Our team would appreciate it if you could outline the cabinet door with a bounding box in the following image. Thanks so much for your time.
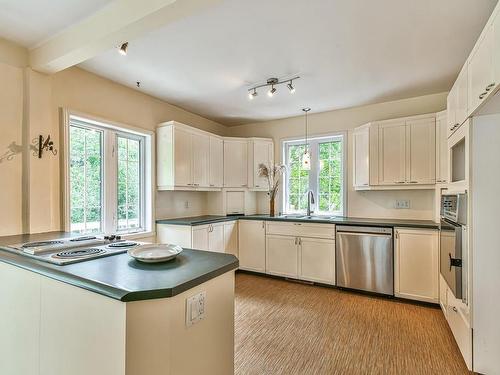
[468,27,494,113]
[192,226,209,251]
[209,136,223,188]
[238,220,266,272]
[456,65,469,127]
[223,221,238,256]
[395,228,439,303]
[407,118,436,184]
[192,133,209,188]
[252,141,273,189]
[446,85,457,134]
[224,140,248,187]
[208,223,224,253]
[266,235,298,278]
[173,127,192,186]
[378,120,406,185]
[435,111,449,183]
[299,237,335,285]
[353,127,369,188]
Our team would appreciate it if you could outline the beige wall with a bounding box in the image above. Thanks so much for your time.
[228,93,448,220]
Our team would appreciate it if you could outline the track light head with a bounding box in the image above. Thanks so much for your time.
[287,81,295,94]
[119,42,128,56]
[268,86,276,97]
[248,88,258,100]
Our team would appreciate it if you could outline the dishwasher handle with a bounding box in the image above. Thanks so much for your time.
[336,225,393,235]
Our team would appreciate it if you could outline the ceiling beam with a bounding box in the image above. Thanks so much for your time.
[29,0,222,74]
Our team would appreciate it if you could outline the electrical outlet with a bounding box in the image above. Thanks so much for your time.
[186,291,206,327]
[184,200,190,209]
[395,200,410,209]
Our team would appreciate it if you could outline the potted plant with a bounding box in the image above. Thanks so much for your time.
[257,163,286,217]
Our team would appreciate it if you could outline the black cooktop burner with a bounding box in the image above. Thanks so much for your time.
[53,248,105,259]
[107,241,138,248]
[22,240,64,248]
[70,236,97,242]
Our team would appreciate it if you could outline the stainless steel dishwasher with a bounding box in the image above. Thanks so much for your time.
[336,226,394,295]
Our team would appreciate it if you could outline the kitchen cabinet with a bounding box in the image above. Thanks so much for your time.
[223,221,238,256]
[435,111,449,184]
[238,220,266,272]
[247,138,274,190]
[468,26,495,114]
[265,221,335,285]
[157,220,237,254]
[447,65,469,137]
[223,138,248,188]
[378,119,407,185]
[299,237,335,284]
[406,117,436,185]
[266,235,298,278]
[157,121,223,190]
[394,228,439,303]
[209,136,223,188]
[352,125,370,188]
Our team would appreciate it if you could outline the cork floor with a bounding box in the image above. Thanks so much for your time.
[234,273,469,375]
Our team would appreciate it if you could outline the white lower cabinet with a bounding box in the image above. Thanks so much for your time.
[264,222,336,285]
[394,228,439,303]
[157,221,237,254]
[299,237,335,284]
[238,220,266,272]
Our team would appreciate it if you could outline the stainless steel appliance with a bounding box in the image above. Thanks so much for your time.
[1,235,145,265]
[336,226,393,295]
[440,192,467,303]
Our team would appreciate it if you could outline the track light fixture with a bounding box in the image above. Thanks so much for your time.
[118,42,128,56]
[247,76,300,100]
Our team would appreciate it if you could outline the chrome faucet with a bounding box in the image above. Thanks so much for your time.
[306,190,315,216]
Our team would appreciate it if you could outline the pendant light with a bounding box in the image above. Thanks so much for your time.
[302,108,311,170]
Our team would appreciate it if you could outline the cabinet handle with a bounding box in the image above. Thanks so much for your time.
[295,237,297,245]
[298,238,302,245]
[394,181,405,184]
[255,185,260,187]
[241,184,247,187]
[485,83,496,91]
[409,181,418,184]
[262,221,265,229]
[209,184,215,187]
[479,92,488,100]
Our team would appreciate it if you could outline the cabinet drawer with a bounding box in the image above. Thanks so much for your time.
[446,296,472,370]
[266,221,335,239]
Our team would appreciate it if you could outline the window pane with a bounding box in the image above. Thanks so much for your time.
[318,140,343,214]
[117,136,142,232]
[286,144,309,212]
[69,125,103,233]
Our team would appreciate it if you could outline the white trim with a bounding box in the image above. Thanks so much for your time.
[281,131,347,216]
[61,108,153,235]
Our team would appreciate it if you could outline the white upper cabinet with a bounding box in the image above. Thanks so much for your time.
[435,111,449,184]
[407,117,436,185]
[157,121,224,191]
[378,119,407,185]
[353,114,436,190]
[468,26,495,113]
[209,136,223,188]
[447,65,469,137]
[192,132,210,188]
[223,138,248,188]
[248,139,274,190]
[352,125,370,188]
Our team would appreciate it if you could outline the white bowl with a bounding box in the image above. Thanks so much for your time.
[128,244,183,263]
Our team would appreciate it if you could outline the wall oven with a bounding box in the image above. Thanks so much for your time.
[440,192,467,303]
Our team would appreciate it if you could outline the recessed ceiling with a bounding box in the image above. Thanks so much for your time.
[0,0,113,48]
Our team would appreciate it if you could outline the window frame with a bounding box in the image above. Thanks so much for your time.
[281,132,347,216]
[62,109,153,236]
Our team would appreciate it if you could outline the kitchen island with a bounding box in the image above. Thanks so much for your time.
[0,232,238,375]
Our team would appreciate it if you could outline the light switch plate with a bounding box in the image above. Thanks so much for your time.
[395,200,410,209]
[186,291,206,327]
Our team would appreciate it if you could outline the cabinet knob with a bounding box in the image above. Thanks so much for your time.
[452,306,458,313]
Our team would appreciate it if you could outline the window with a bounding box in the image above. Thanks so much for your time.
[66,114,151,234]
[283,134,345,216]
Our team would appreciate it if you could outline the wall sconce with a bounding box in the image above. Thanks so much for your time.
[33,135,57,158]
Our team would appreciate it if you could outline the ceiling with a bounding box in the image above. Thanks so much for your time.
[0,0,497,125]
[0,0,112,48]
